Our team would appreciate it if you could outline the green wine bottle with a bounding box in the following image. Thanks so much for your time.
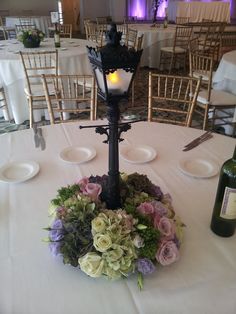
[210,145,236,237]
[54,23,61,48]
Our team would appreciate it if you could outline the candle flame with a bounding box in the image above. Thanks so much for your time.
[107,72,120,84]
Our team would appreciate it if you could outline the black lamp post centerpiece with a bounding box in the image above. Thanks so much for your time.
[45,27,184,284]
[81,23,142,210]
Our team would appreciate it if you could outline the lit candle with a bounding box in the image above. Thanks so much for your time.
[107,72,120,84]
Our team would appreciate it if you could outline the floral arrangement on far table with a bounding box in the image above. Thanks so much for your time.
[44,173,184,289]
[17,28,45,48]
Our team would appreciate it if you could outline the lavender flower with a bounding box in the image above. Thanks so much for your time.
[49,241,61,257]
[149,184,163,199]
[49,219,64,241]
[136,258,156,275]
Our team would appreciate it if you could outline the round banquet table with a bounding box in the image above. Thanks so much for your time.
[128,24,176,68]
[0,121,236,314]
[212,50,236,133]
[0,38,95,124]
[213,50,236,96]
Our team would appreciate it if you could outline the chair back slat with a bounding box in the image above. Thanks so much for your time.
[148,72,201,127]
[42,74,97,123]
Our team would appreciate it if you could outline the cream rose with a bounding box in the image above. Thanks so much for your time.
[92,217,106,234]
[94,234,112,252]
[78,252,104,278]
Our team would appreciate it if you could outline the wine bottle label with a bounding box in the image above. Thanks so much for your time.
[220,187,236,220]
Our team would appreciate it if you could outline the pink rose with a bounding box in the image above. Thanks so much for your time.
[156,217,175,238]
[156,240,179,266]
[78,177,89,192]
[137,202,154,216]
[83,183,102,201]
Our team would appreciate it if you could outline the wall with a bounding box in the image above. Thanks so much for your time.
[0,0,57,16]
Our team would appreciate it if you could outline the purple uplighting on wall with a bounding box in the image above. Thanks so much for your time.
[128,0,232,19]
[129,0,146,18]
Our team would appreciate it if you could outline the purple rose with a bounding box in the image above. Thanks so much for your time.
[156,240,180,266]
[49,241,61,257]
[137,202,154,216]
[136,258,156,275]
[78,177,89,192]
[152,201,168,217]
[83,183,102,201]
[156,217,175,238]
[49,219,64,241]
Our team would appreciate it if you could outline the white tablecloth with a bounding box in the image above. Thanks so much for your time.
[129,24,176,68]
[213,50,236,126]
[0,121,236,314]
[213,50,236,95]
[5,16,52,37]
[169,1,230,23]
[0,38,94,124]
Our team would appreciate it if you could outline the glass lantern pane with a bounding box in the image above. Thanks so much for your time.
[95,68,106,94]
[106,69,133,95]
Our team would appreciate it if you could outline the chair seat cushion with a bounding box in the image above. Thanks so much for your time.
[193,70,216,81]
[161,46,186,53]
[197,89,236,106]
[24,83,55,97]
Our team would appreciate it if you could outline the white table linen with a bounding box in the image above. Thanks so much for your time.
[213,50,236,129]
[213,50,236,95]
[0,121,236,314]
[129,24,176,68]
[0,38,94,124]
[174,1,230,23]
[5,16,52,37]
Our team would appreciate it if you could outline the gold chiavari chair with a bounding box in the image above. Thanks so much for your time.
[42,74,97,124]
[19,17,33,25]
[219,31,236,57]
[19,50,58,128]
[189,51,236,131]
[0,16,16,39]
[126,28,138,49]
[131,34,144,106]
[124,16,138,24]
[197,22,226,63]
[0,86,10,121]
[59,24,72,38]
[117,24,128,45]
[85,21,105,48]
[15,24,36,34]
[148,73,201,127]
[176,17,190,25]
[159,26,193,73]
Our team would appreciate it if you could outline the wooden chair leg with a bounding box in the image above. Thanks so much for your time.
[169,54,174,74]
[203,104,209,130]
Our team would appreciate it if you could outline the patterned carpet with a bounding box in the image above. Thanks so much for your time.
[0,67,233,137]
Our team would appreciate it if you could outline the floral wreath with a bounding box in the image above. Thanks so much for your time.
[44,173,184,289]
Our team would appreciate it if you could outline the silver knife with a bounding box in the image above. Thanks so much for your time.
[184,131,212,149]
[183,133,213,151]
[37,128,46,151]
[33,124,40,148]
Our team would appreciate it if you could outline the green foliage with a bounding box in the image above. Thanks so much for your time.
[52,184,81,206]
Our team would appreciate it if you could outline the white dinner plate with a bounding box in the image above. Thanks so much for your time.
[0,161,40,183]
[178,158,219,178]
[120,145,157,164]
[59,146,96,164]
